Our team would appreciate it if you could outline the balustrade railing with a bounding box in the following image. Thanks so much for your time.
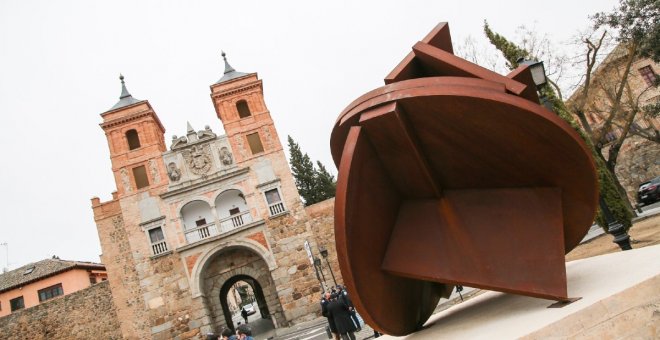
[184,211,257,244]
[151,240,169,255]
[219,211,253,233]
[184,223,220,244]
[268,202,286,216]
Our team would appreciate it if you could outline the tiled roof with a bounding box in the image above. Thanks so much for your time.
[0,258,105,293]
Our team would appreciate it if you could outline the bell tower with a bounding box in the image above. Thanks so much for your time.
[100,75,168,197]
[209,52,302,216]
[209,52,284,166]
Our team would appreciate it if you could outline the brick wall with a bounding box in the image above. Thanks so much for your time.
[0,281,121,340]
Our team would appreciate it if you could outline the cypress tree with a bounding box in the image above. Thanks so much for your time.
[288,135,318,205]
[287,136,337,206]
[315,161,337,202]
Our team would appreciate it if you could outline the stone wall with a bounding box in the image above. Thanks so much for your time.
[0,281,121,340]
[264,202,324,325]
[613,136,660,204]
[306,198,344,287]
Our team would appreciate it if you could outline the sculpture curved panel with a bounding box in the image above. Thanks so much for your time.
[330,23,598,336]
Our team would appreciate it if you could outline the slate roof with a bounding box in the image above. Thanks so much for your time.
[215,51,249,84]
[107,74,144,112]
[0,258,105,293]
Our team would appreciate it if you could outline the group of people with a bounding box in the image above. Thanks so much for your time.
[206,324,253,340]
[321,285,382,340]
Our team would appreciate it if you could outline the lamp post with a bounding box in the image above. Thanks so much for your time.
[599,196,632,250]
[314,257,327,291]
[518,57,632,251]
[319,245,337,287]
[517,58,553,111]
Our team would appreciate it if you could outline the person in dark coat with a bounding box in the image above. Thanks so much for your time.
[326,293,357,340]
[337,285,361,331]
[241,307,249,324]
[321,292,340,340]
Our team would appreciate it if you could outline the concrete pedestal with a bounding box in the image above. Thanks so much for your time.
[386,244,660,339]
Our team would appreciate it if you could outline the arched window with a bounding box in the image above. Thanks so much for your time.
[126,129,141,150]
[236,100,251,118]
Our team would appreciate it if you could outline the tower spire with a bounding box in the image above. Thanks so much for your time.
[119,74,132,99]
[107,74,142,111]
[215,51,248,84]
[221,51,236,74]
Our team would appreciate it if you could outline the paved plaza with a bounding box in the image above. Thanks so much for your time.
[249,206,660,340]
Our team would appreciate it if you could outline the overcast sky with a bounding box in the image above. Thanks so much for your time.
[0,0,619,269]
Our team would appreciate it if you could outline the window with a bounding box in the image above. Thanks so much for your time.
[639,65,658,87]
[148,227,168,255]
[38,283,63,302]
[246,133,264,155]
[236,100,251,118]
[133,165,150,189]
[90,276,97,285]
[195,218,207,227]
[265,188,285,216]
[23,266,35,275]
[126,129,141,150]
[10,296,24,312]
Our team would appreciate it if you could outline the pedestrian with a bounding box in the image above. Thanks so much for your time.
[241,306,249,324]
[321,292,340,340]
[337,285,361,332]
[221,327,237,340]
[236,324,254,340]
[326,293,357,340]
[206,332,219,340]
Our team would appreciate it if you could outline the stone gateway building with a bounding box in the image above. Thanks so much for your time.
[91,54,340,339]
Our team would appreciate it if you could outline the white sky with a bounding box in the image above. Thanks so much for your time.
[0,0,619,269]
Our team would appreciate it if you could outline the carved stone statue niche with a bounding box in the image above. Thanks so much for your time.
[219,147,233,166]
[167,162,181,182]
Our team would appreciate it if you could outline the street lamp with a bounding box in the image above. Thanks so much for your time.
[313,257,327,291]
[319,245,337,287]
[517,58,547,88]
[599,197,632,250]
[521,56,632,251]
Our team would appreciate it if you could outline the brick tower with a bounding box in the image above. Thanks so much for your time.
[209,52,301,217]
[92,75,170,339]
[100,75,168,197]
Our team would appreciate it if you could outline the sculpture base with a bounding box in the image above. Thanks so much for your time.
[382,244,660,339]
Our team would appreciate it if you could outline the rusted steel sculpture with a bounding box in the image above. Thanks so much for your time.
[330,23,598,336]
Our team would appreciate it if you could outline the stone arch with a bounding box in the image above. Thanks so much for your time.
[196,244,284,333]
[190,238,277,298]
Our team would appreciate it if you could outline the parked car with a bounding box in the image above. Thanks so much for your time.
[242,303,256,316]
[637,176,660,205]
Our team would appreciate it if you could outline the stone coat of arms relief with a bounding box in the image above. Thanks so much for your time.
[183,144,213,176]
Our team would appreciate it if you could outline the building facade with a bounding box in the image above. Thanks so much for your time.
[0,257,107,318]
[91,55,340,339]
[567,46,660,203]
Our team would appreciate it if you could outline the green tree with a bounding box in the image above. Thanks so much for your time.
[287,136,337,206]
[288,135,318,205]
[483,21,633,230]
[315,161,337,202]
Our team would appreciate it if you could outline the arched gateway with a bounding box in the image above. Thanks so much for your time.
[199,245,284,333]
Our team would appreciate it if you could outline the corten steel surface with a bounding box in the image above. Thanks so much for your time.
[331,23,598,336]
